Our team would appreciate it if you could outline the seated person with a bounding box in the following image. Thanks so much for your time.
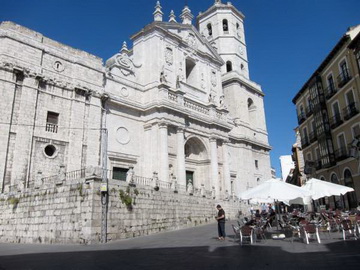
[254,209,261,218]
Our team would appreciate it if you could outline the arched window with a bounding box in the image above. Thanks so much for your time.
[247,98,254,109]
[223,19,228,32]
[330,173,339,184]
[344,169,357,209]
[344,169,354,187]
[226,61,232,72]
[207,23,212,36]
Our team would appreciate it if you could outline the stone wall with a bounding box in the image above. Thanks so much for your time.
[0,176,243,244]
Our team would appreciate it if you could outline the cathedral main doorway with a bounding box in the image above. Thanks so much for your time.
[184,137,210,190]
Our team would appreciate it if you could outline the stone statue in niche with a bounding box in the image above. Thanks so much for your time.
[208,92,216,104]
[160,66,168,83]
[126,166,134,184]
[165,47,173,66]
[187,180,194,195]
[218,95,228,110]
[178,61,185,82]
[211,70,217,87]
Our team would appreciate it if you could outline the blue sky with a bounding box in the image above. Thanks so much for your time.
[2,0,360,177]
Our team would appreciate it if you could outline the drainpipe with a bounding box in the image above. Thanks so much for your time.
[100,93,109,243]
[2,71,23,193]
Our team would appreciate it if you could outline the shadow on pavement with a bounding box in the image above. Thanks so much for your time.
[0,240,359,270]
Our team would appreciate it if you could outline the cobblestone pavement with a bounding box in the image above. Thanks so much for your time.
[0,222,359,269]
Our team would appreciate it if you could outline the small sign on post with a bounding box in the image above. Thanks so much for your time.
[100,183,108,193]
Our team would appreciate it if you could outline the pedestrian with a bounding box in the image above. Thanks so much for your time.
[215,204,226,240]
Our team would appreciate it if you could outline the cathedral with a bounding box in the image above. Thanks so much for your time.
[0,1,272,243]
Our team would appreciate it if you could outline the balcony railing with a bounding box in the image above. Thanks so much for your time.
[46,123,58,133]
[297,112,306,124]
[337,69,351,88]
[309,131,317,143]
[305,106,313,117]
[329,113,343,129]
[315,160,322,171]
[324,84,337,99]
[334,146,349,161]
[343,102,359,120]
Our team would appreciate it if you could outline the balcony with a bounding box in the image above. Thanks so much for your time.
[329,113,343,129]
[309,131,317,143]
[297,112,306,124]
[324,84,337,99]
[315,160,322,171]
[305,106,313,117]
[46,123,58,133]
[334,146,349,161]
[343,102,359,120]
[321,154,336,168]
[337,69,351,88]
[301,137,310,149]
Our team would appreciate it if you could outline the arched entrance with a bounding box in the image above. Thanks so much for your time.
[184,137,210,191]
[344,169,357,209]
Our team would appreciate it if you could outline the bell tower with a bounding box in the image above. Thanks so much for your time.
[196,0,249,79]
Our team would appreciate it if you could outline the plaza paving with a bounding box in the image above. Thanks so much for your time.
[0,222,359,269]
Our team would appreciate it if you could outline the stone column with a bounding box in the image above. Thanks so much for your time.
[222,141,231,199]
[176,127,186,186]
[210,137,219,199]
[159,122,169,182]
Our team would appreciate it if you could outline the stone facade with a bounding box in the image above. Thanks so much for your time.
[0,173,244,244]
[0,1,272,244]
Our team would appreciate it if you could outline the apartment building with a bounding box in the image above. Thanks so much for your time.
[292,25,360,209]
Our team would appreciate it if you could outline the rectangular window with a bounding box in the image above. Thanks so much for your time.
[327,75,335,90]
[346,90,355,105]
[255,160,258,169]
[46,111,59,133]
[352,124,360,139]
[340,61,348,76]
[112,167,128,181]
[337,133,346,149]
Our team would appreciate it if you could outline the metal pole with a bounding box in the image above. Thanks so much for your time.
[101,128,108,244]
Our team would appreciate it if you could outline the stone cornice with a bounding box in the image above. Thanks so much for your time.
[222,73,264,97]
[196,2,245,24]
[228,134,272,151]
[0,60,102,98]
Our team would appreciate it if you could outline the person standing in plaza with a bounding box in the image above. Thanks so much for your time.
[215,204,226,240]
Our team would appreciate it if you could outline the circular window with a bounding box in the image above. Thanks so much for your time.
[53,61,65,72]
[120,87,129,97]
[44,145,57,157]
[115,127,130,144]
